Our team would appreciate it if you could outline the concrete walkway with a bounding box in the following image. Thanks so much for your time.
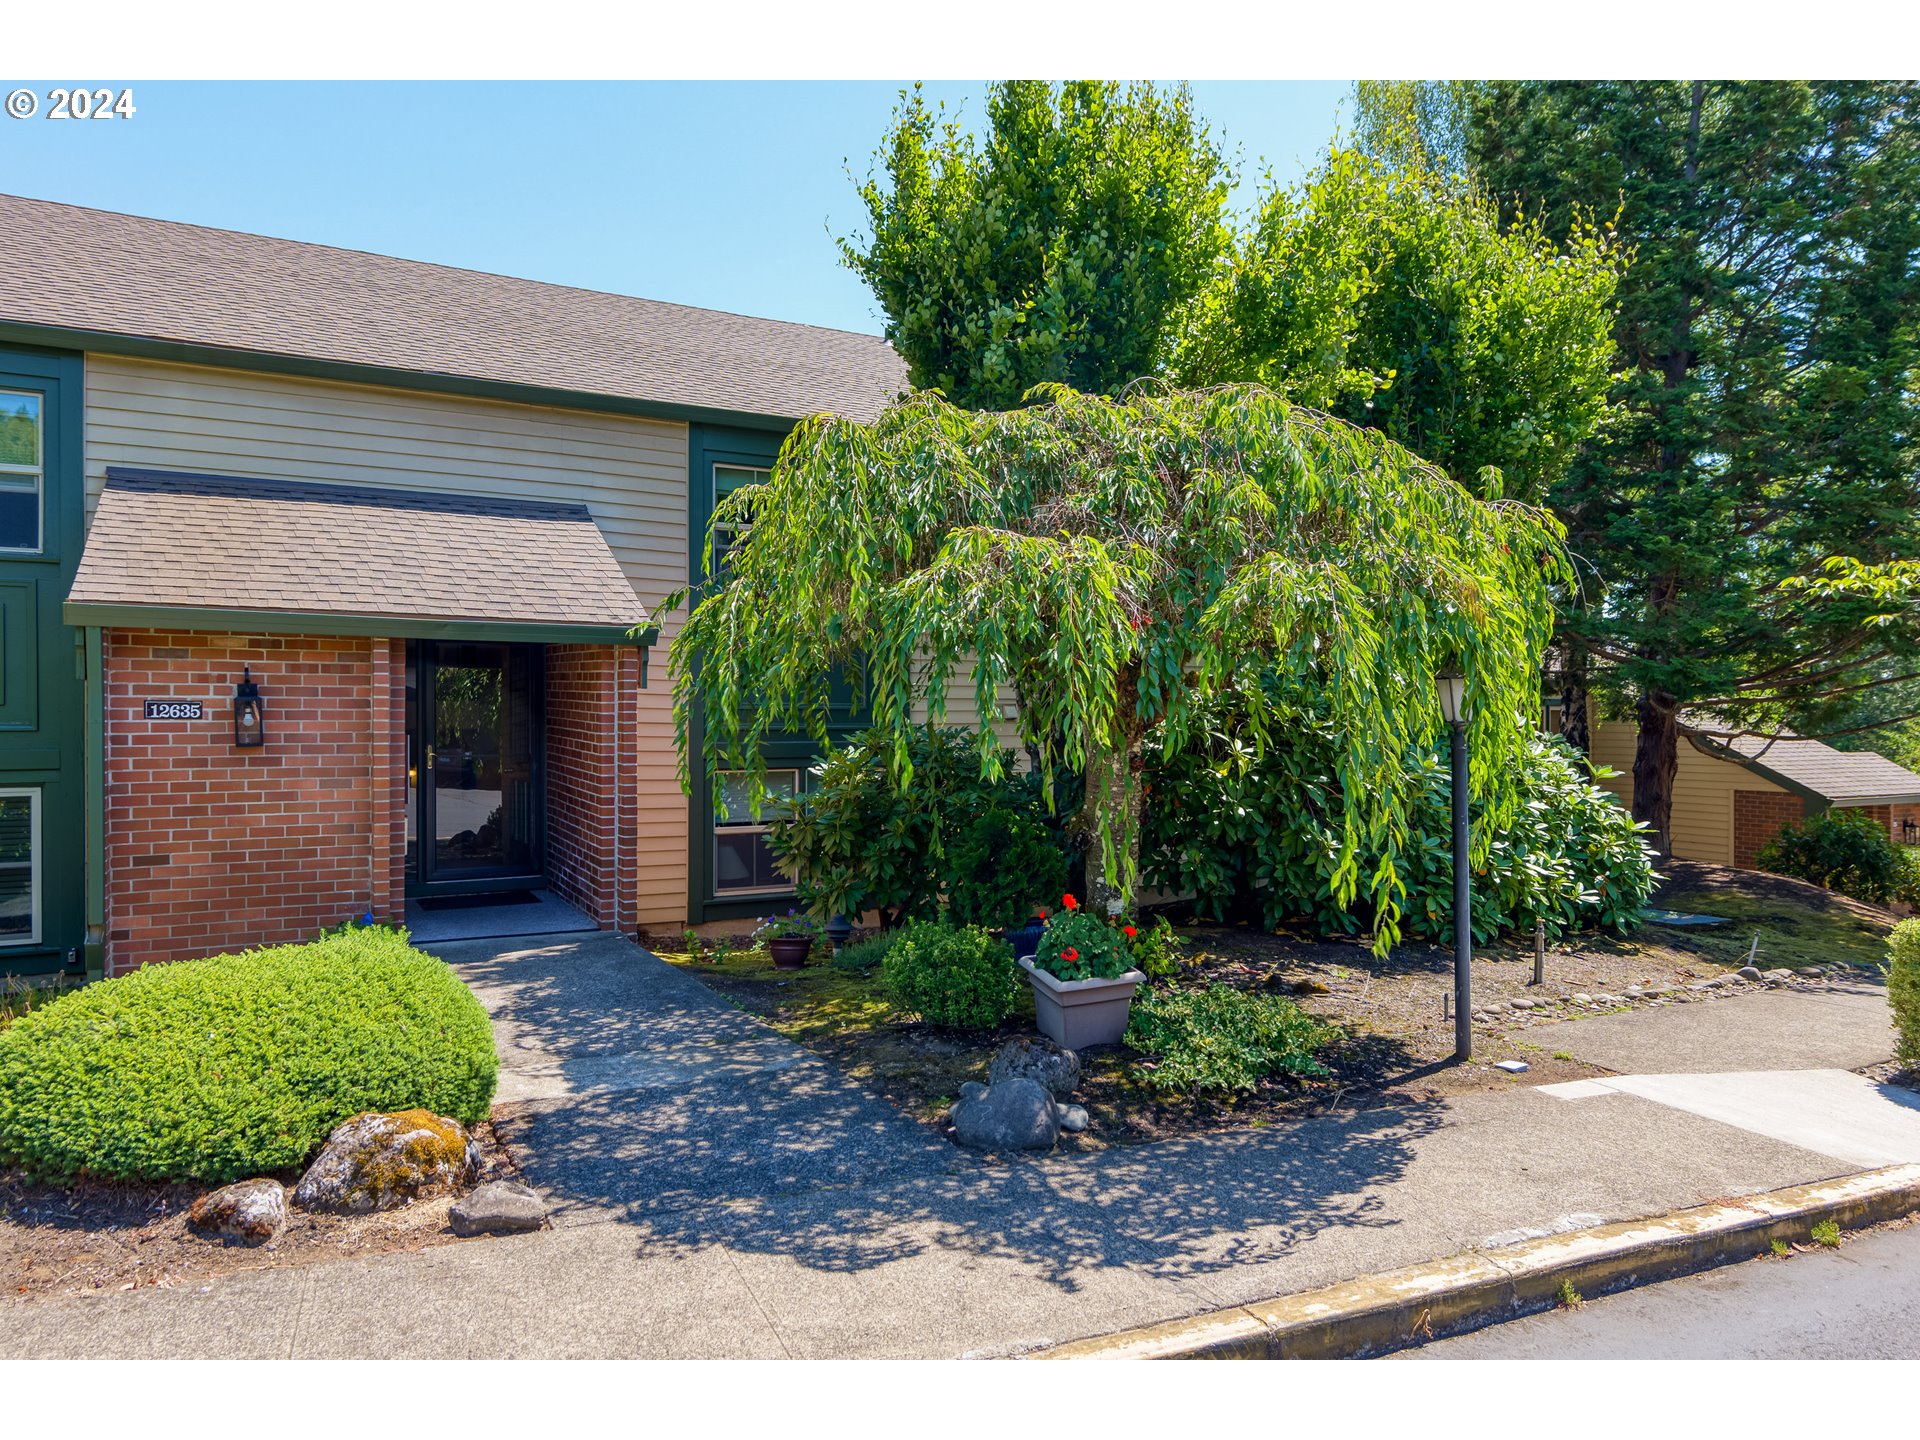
[1,933,1902,1359]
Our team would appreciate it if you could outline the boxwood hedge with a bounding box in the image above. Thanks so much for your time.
[0,926,497,1184]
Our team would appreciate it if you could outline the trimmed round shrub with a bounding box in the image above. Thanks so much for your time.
[1125,984,1339,1094]
[1757,809,1920,909]
[0,926,498,1184]
[1890,919,1920,1071]
[882,920,1018,1029]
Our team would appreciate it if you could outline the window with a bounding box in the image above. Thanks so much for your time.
[0,390,41,552]
[710,463,769,575]
[0,789,40,946]
[713,768,798,895]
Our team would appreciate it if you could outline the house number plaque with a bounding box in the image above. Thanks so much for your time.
[143,699,204,720]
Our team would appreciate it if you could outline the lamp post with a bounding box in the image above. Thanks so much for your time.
[1437,667,1472,1061]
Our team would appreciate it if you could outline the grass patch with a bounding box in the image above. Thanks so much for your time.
[1811,1218,1842,1248]
[1653,878,1893,971]
[1555,1278,1584,1308]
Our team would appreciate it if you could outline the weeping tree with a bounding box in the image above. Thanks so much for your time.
[664,383,1568,941]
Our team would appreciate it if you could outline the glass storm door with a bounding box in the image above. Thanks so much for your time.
[412,641,544,891]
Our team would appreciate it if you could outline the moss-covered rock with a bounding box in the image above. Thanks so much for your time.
[293,1110,478,1214]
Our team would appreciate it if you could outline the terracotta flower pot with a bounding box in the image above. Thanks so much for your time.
[1019,958,1146,1049]
[768,936,812,969]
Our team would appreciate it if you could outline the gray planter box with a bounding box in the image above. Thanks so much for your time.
[1020,958,1146,1049]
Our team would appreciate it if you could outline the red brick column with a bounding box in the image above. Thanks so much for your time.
[103,630,398,973]
[544,644,638,927]
[1734,789,1807,870]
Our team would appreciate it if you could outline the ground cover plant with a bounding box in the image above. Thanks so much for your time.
[1124,985,1338,1094]
[0,926,497,1184]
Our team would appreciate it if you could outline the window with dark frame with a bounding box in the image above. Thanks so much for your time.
[0,789,40,946]
[0,389,43,552]
[712,768,799,895]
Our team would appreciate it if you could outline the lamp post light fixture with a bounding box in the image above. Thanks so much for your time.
[233,666,265,748]
[1437,666,1472,1061]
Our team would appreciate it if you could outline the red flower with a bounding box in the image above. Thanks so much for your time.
[1123,925,1137,939]
[1036,908,1049,920]
[1062,893,1079,911]
[1062,946,1080,963]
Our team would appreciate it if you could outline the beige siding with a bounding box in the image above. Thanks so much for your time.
[1590,718,1788,866]
[82,355,693,925]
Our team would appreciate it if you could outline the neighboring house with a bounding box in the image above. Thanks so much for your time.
[0,193,924,977]
[1576,709,1920,868]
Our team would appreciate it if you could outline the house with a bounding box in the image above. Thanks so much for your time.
[1583,713,1920,868]
[0,193,919,977]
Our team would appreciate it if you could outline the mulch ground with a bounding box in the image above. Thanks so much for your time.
[660,862,1900,1153]
[0,1121,529,1301]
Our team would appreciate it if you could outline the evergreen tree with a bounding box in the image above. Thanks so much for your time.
[1445,82,1920,852]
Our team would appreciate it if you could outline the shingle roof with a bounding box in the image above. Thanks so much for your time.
[1683,720,1920,805]
[68,468,653,632]
[0,193,906,423]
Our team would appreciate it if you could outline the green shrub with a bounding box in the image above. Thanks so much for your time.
[1757,810,1920,909]
[832,930,898,973]
[768,726,1070,929]
[1125,915,1186,979]
[1032,904,1134,980]
[882,920,1018,1028]
[1890,919,1920,1071]
[0,926,498,1184]
[1144,695,1659,948]
[944,805,1070,930]
[1124,984,1339,1093]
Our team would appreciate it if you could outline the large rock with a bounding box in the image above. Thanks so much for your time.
[988,1036,1082,1099]
[948,1078,1059,1152]
[294,1110,479,1215]
[188,1178,287,1245]
[449,1180,547,1236]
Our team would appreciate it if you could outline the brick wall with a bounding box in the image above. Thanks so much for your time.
[103,629,400,973]
[1733,789,1807,870]
[544,644,639,928]
[1893,802,1920,846]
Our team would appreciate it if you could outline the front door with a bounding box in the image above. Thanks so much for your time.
[408,641,544,894]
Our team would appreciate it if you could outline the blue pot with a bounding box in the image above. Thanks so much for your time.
[1004,920,1046,961]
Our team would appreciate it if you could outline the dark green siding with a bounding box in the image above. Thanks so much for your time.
[0,347,85,973]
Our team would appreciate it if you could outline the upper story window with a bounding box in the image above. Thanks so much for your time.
[710,463,769,575]
[0,390,42,552]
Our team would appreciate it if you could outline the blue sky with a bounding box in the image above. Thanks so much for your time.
[0,81,1350,335]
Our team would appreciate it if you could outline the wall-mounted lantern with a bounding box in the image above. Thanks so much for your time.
[234,666,266,747]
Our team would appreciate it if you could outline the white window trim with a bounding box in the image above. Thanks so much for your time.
[0,387,43,556]
[0,787,41,948]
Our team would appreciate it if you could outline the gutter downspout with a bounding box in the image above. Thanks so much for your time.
[82,625,106,980]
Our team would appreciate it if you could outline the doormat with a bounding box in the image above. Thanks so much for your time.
[415,890,542,911]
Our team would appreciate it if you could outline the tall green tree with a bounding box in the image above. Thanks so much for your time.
[1179,146,1623,507]
[841,81,1231,410]
[664,384,1567,944]
[1431,82,1920,853]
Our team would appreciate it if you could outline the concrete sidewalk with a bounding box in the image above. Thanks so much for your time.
[0,933,1900,1359]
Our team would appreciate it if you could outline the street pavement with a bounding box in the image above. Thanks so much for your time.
[1393,1220,1920,1359]
[0,932,1904,1359]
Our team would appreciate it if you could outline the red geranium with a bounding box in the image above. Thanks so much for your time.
[1061,946,1079,963]
[1062,893,1079,912]
[1123,924,1137,939]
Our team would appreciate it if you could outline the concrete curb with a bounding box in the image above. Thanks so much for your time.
[1036,1163,1920,1360]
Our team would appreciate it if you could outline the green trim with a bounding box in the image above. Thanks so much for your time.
[0,320,803,434]
[62,601,651,647]
[82,624,103,980]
